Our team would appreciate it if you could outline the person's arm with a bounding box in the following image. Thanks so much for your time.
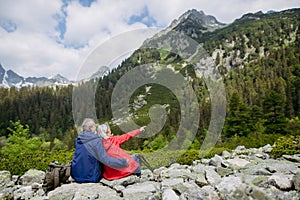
[91,138,127,169]
[110,129,141,145]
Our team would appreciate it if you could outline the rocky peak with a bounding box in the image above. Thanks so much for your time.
[50,74,70,84]
[147,9,225,43]
[170,9,224,29]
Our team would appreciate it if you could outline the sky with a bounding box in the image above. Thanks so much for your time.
[0,0,299,80]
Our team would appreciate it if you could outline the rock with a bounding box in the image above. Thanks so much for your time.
[140,169,154,181]
[204,166,222,186]
[162,178,184,190]
[48,182,121,200]
[160,167,196,180]
[191,164,208,186]
[208,155,223,167]
[262,144,273,153]
[1,145,300,199]
[0,171,11,191]
[282,154,300,163]
[216,167,234,177]
[100,175,140,187]
[162,188,179,200]
[201,185,221,200]
[245,185,272,200]
[226,157,251,169]
[253,168,272,176]
[268,174,293,191]
[293,171,300,191]
[216,176,243,193]
[221,150,231,159]
[234,145,249,155]
[13,185,34,200]
[0,188,14,200]
[122,181,160,200]
[254,153,269,160]
[265,166,277,173]
[19,169,45,186]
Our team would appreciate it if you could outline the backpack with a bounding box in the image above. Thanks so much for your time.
[42,162,71,192]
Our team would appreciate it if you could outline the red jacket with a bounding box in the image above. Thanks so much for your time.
[102,129,141,180]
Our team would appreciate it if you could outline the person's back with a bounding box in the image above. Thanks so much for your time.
[71,118,127,183]
[71,131,103,183]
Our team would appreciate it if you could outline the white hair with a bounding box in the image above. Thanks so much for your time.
[82,118,95,131]
[97,123,110,139]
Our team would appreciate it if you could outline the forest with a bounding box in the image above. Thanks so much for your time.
[0,8,299,175]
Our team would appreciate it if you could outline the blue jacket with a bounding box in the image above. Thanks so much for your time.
[71,131,127,183]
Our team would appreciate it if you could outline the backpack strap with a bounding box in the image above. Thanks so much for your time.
[53,167,60,188]
[65,163,71,178]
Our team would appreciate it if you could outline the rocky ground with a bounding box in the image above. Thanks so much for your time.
[0,144,300,200]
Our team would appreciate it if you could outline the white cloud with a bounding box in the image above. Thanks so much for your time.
[0,0,299,80]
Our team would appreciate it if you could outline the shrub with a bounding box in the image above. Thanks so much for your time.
[271,135,300,158]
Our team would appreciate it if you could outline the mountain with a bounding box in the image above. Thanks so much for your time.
[150,9,225,41]
[0,63,73,88]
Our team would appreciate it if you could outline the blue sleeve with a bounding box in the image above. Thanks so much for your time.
[91,138,127,169]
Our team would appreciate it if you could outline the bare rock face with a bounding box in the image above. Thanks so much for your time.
[1,144,300,200]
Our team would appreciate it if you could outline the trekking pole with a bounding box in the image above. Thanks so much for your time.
[138,154,154,172]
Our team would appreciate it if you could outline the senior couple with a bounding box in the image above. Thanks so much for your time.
[71,118,145,183]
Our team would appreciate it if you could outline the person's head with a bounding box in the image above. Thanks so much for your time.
[82,118,96,133]
[97,122,112,139]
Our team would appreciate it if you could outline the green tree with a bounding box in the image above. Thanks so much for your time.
[263,91,288,134]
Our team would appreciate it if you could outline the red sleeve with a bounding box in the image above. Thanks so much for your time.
[109,129,141,145]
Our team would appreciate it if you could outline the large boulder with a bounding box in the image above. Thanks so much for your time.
[19,169,45,186]
[48,182,121,200]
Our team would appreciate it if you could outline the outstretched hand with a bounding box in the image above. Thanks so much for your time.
[139,126,146,132]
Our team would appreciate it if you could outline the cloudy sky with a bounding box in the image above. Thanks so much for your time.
[0,0,299,80]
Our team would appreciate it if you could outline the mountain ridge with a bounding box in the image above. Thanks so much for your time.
[0,63,73,88]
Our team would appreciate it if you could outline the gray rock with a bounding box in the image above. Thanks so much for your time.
[221,150,231,159]
[282,154,300,163]
[48,182,121,200]
[292,171,300,191]
[234,145,249,155]
[253,168,272,176]
[122,181,160,200]
[262,144,273,153]
[0,188,14,200]
[245,185,272,200]
[208,155,223,167]
[141,169,154,181]
[19,169,45,186]
[201,185,220,200]
[268,174,293,191]
[190,164,208,186]
[100,175,140,187]
[216,167,234,177]
[160,168,196,180]
[216,176,243,193]
[13,185,34,200]
[162,188,179,200]
[226,157,250,169]
[161,178,184,189]
[0,171,11,191]
[204,166,221,186]
[172,180,200,195]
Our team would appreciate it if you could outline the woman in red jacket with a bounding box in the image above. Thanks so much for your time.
[97,123,146,180]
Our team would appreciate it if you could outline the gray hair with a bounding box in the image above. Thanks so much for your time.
[97,123,110,139]
[82,118,96,131]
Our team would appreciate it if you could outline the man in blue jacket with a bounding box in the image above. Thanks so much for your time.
[71,118,128,183]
